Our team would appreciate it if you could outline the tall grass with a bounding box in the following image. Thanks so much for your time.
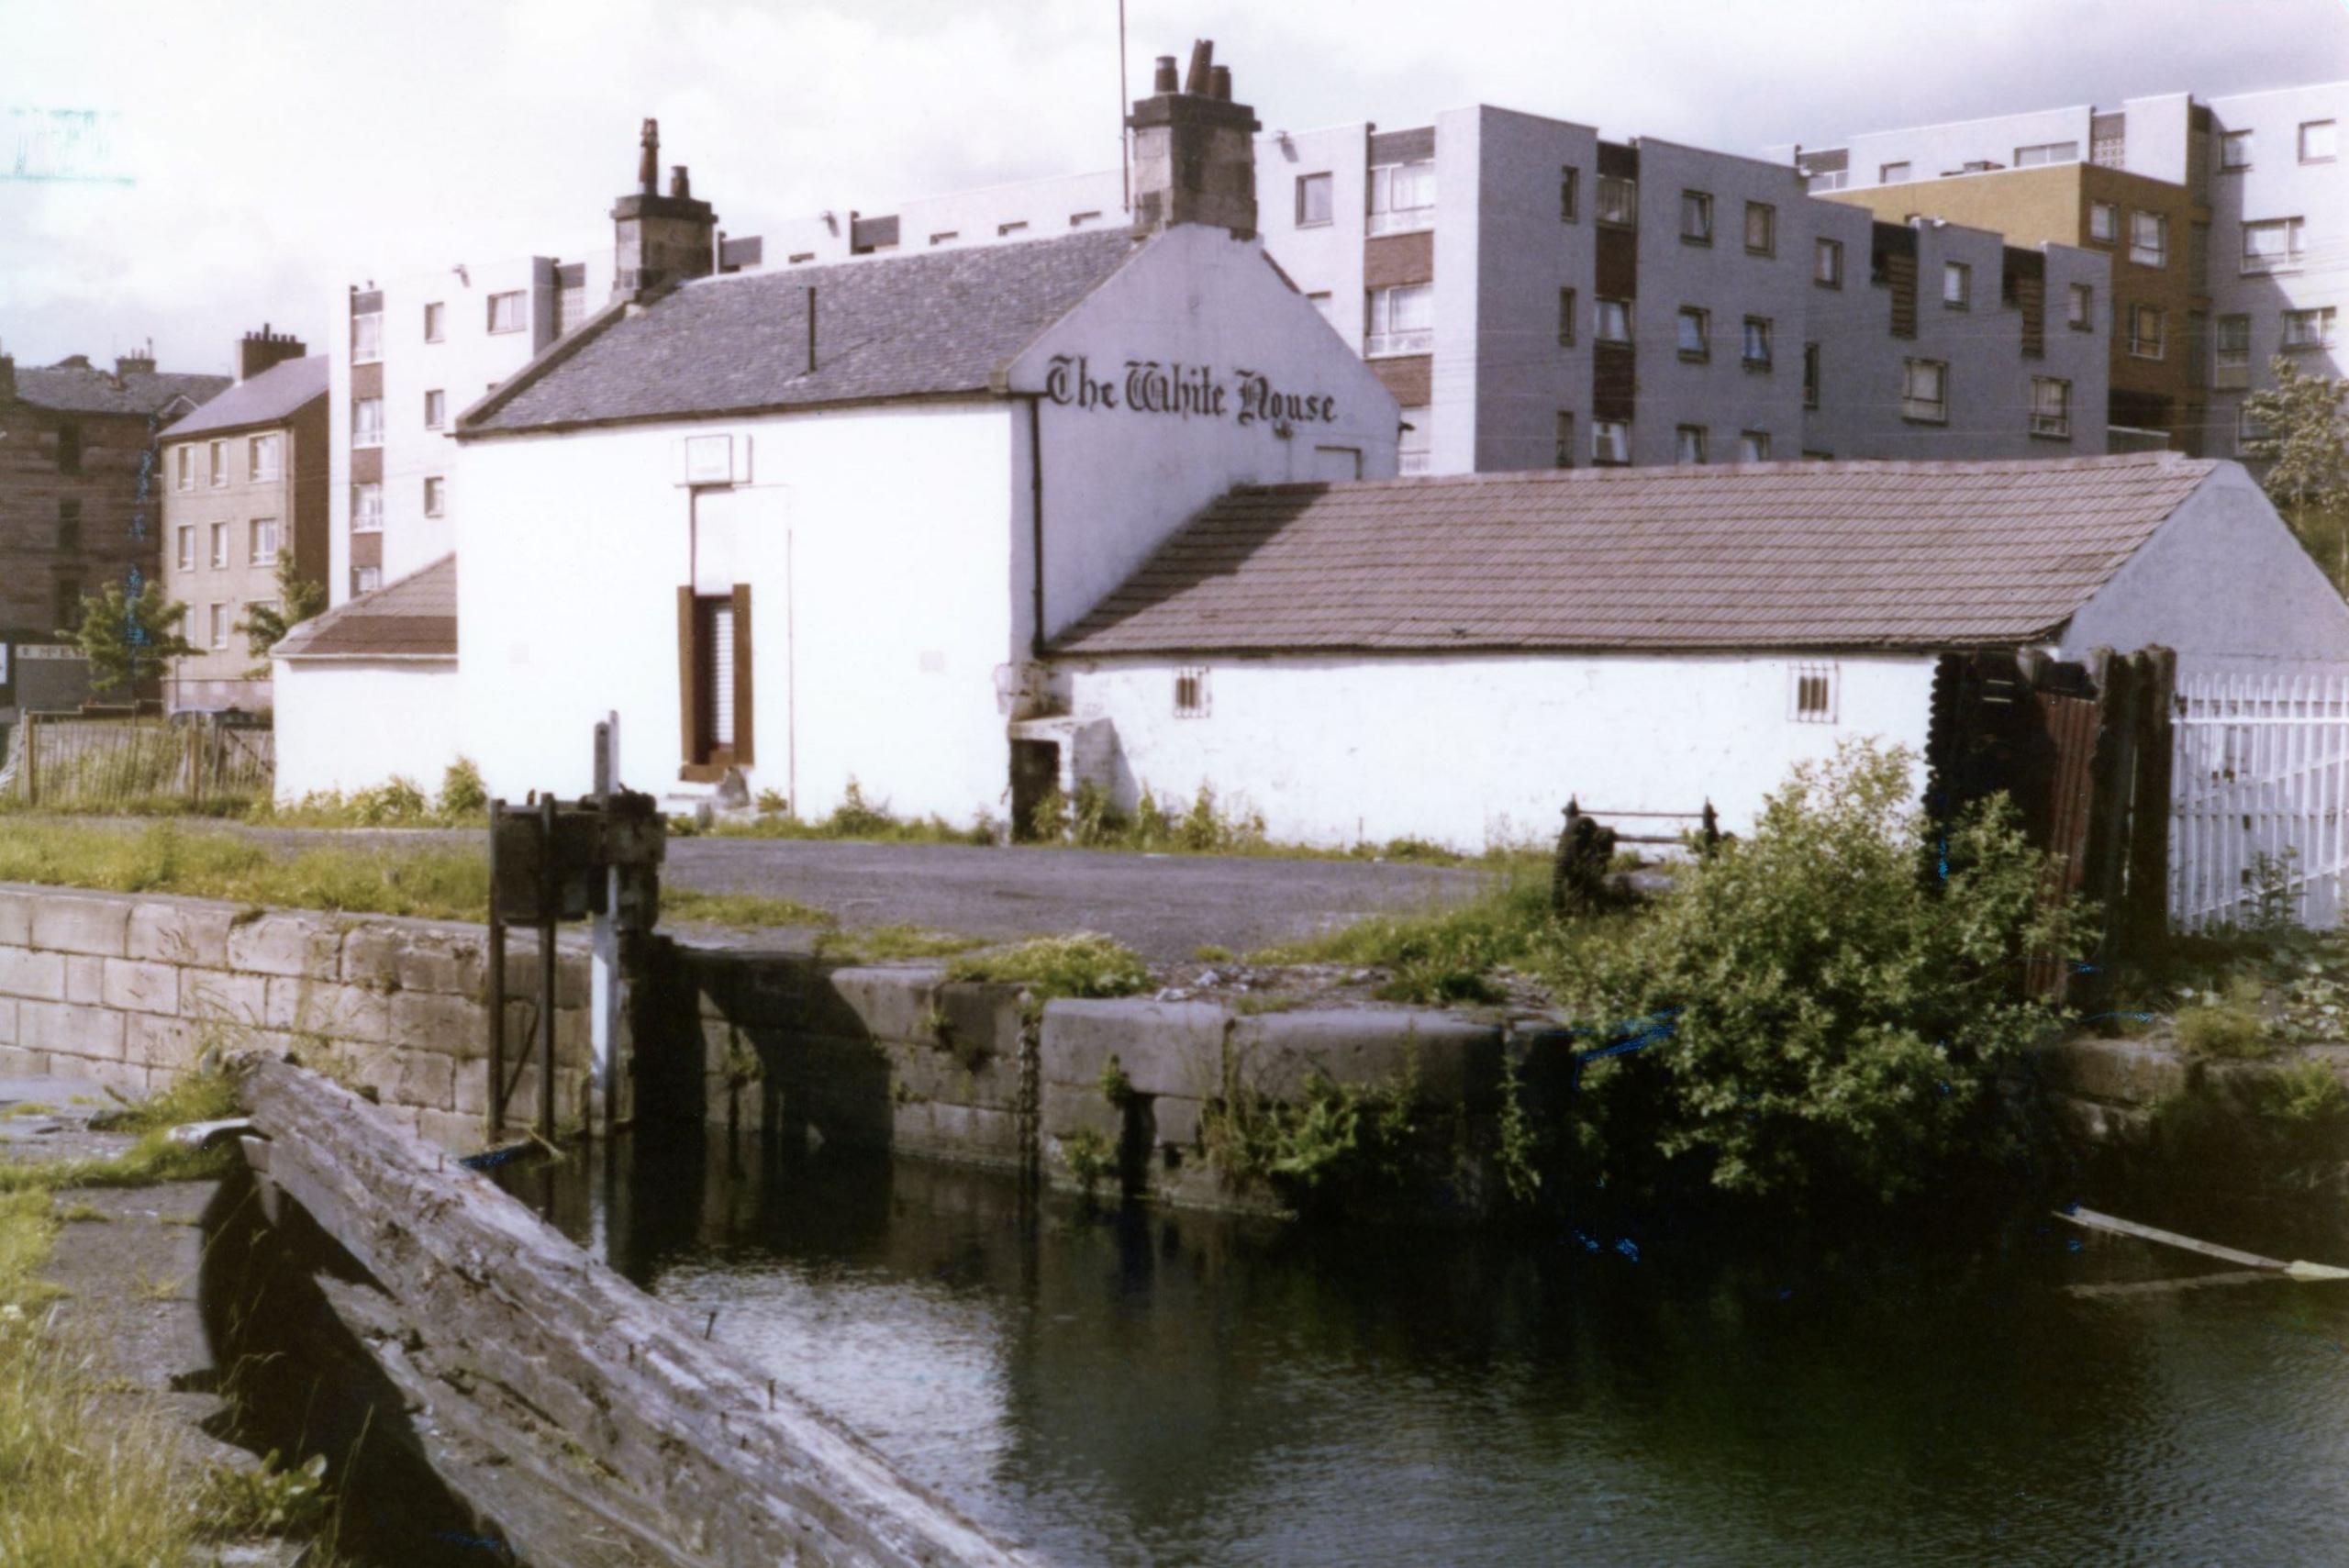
[0,820,488,921]
[1248,858,1561,1004]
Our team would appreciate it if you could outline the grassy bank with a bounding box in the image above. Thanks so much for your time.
[0,820,489,921]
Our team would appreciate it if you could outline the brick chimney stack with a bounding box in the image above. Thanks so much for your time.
[114,341,155,380]
[612,118,717,298]
[1128,39,1260,237]
[0,341,14,404]
[238,324,306,383]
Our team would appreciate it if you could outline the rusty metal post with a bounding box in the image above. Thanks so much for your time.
[539,794,559,1144]
[487,797,507,1142]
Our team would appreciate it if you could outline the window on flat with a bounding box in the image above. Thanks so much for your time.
[250,517,279,565]
[1901,358,1947,422]
[54,422,80,474]
[2284,307,2338,350]
[1789,662,1837,724]
[351,482,383,533]
[53,576,82,632]
[351,310,382,364]
[174,445,192,491]
[1815,238,1843,287]
[2130,211,2167,267]
[176,526,195,572]
[1680,190,1713,243]
[1675,425,1707,465]
[353,566,383,595]
[1173,668,1208,717]
[249,433,281,483]
[1596,174,1637,228]
[1744,202,1775,256]
[1367,160,1436,234]
[1806,169,1849,193]
[2030,376,2072,439]
[2129,304,2166,359]
[2303,120,2338,163]
[1879,161,1911,183]
[2088,201,2118,243]
[2242,217,2306,272]
[1365,284,1434,356]
[210,522,230,569]
[1399,406,1432,475]
[1595,296,1632,344]
[1557,287,1577,346]
[486,291,526,333]
[2068,282,2095,330]
[424,302,446,342]
[424,389,447,429]
[1738,429,1771,462]
[1559,166,1579,222]
[1803,342,1820,408]
[56,498,80,554]
[423,476,446,517]
[208,603,228,651]
[2014,141,2079,166]
[2220,129,2252,171]
[1742,317,1773,369]
[1553,410,1575,470]
[1677,306,1709,361]
[2214,313,2251,387]
[352,397,384,448]
[1296,172,1333,227]
[1592,418,1630,466]
[1943,261,1971,307]
[208,439,228,484]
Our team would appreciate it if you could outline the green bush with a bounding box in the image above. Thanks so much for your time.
[2175,979,2271,1059]
[1550,740,2084,1206]
[435,757,488,819]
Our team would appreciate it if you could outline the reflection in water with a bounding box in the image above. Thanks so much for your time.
[516,1131,2349,1567]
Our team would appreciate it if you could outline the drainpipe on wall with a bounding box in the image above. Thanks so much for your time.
[1021,395,1047,660]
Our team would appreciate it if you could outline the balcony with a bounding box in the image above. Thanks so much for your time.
[1365,329,1433,358]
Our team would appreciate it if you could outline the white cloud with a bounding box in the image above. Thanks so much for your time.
[0,0,2338,373]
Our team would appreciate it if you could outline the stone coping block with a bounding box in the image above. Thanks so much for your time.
[2026,1037,2192,1106]
[1041,1000,1229,1099]
[128,901,239,970]
[1230,1009,1503,1109]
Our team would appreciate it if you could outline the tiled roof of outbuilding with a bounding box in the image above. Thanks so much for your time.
[14,358,230,417]
[1054,452,2223,656]
[462,229,1144,435]
[157,356,327,438]
[273,556,457,661]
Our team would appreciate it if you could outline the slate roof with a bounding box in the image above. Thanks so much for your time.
[156,356,327,439]
[13,357,231,417]
[463,229,1144,435]
[273,556,457,661]
[1054,453,2223,657]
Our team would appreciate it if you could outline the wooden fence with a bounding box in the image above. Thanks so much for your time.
[3,714,274,813]
[2170,671,2349,932]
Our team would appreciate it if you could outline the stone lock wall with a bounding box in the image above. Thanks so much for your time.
[0,882,597,1150]
[672,941,1541,1218]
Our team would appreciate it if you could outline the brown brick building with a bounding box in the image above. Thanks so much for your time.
[0,345,229,728]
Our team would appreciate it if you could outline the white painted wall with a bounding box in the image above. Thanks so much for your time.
[272,659,462,797]
[1058,651,1937,850]
[1006,224,1400,645]
[1835,106,2095,189]
[452,403,1018,819]
[1260,124,1371,359]
[2060,462,2349,675]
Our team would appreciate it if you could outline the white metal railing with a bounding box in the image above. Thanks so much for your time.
[1367,207,1434,237]
[2172,670,2349,930]
[1398,450,1431,475]
[1365,329,1433,358]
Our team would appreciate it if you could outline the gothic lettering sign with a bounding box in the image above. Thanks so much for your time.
[1041,355,1337,429]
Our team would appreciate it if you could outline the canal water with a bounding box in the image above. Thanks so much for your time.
[520,1139,2349,1566]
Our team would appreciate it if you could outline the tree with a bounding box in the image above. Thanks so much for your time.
[68,576,197,697]
[238,554,329,672]
[2242,356,2349,590]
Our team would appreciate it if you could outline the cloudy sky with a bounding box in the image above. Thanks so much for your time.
[3,0,2340,374]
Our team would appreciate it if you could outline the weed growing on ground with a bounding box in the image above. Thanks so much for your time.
[0,820,488,921]
[195,1451,332,1540]
[658,888,837,930]
[707,779,999,847]
[814,926,989,964]
[2174,975,2273,1059]
[1249,858,1557,1004]
[246,757,490,829]
[946,933,1152,1001]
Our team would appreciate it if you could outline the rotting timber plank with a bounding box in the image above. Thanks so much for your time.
[238,1057,1036,1568]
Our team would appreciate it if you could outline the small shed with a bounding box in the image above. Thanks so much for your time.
[272,556,460,799]
[1047,453,2349,850]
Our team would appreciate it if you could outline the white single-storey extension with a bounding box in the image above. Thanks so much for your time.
[1045,453,2349,848]
[271,556,460,797]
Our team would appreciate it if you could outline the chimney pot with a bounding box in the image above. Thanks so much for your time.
[1153,56,1178,93]
[639,118,660,195]
[1183,39,1213,95]
[671,164,691,199]
[1210,65,1231,102]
